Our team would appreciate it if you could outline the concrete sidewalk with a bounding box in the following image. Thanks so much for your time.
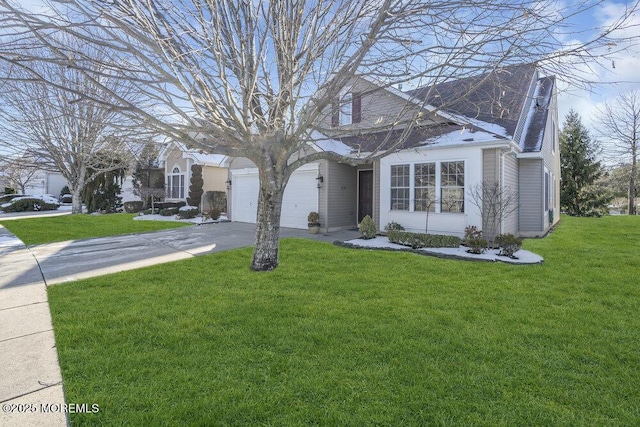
[0,225,67,427]
[0,221,360,426]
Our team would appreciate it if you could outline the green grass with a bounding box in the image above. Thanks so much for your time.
[0,213,190,245]
[48,215,640,425]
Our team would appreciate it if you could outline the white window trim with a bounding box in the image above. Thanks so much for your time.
[167,165,185,200]
[390,161,466,214]
[339,92,353,126]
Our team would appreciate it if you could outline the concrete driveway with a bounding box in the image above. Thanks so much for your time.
[25,222,359,285]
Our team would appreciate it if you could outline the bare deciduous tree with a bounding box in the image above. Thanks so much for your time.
[0,0,637,269]
[468,181,519,245]
[0,37,149,213]
[1,153,42,194]
[597,91,640,215]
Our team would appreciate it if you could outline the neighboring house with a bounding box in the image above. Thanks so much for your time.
[159,141,230,209]
[23,170,68,197]
[228,63,561,238]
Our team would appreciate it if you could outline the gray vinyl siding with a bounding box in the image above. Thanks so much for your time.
[540,87,561,228]
[502,152,519,234]
[518,159,543,233]
[481,148,519,235]
[481,149,500,238]
[483,148,500,182]
[319,77,446,133]
[324,161,357,231]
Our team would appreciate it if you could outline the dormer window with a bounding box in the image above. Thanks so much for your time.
[332,92,361,127]
[340,93,353,125]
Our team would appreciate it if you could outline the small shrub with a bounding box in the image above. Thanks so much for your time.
[384,221,405,232]
[59,186,70,198]
[466,236,488,254]
[206,207,221,221]
[463,225,487,254]
[2,198,59,213]
[387,230,461,248]
[496,233,523,258]
[359,215,377,239]
[177,206,199,219]
[155,201,186,210]
[123,201,144,213]
[159,207,179,216]
[205,191,227,213]
[307,211,320,226]
[464,225,482,243]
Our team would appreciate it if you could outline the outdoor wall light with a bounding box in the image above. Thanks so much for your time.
[226,179,232,189]
[316,175,324,189]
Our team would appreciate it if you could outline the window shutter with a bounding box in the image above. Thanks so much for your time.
[331,99,339,127]
[352,92,361,124]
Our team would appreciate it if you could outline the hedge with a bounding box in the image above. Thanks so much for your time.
[387,230,461,249]
[1,198,60,213]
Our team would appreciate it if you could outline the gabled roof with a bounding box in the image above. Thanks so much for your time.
[406,63,537,139]
[160,141,230,167]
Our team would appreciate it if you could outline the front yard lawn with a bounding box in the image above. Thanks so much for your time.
[0,213,190,245]
[48,215,640,425]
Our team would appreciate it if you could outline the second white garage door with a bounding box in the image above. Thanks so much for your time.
[231,163,319,229]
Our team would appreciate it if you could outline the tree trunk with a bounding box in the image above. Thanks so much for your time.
[251,169,286,271]
[629,150,637,215]
[71,187,83,214]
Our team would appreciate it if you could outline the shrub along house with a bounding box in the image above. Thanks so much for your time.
[227,63,560,238]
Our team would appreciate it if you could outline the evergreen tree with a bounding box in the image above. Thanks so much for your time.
[560,110,610,216]
[82,152,127,213]
[187,164,204,208]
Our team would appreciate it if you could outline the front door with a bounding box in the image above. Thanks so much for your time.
[358,170,373,223]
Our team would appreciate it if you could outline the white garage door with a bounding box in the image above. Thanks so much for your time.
[232,173,260,223]
[231,164,319,229]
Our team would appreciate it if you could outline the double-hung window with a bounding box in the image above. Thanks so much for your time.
[440,161,465,213]
[332,92,362,127]
[390,165,410,210]
[414,163,436,212]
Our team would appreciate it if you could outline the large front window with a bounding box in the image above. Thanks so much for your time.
[167,167,185,199]
[390,161,465,213]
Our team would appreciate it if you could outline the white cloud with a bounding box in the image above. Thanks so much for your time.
[557,0,640,138]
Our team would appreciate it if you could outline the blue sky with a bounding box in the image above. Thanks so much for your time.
[554,1,640,133]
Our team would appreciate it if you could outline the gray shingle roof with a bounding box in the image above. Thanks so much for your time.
[407,63,537,138]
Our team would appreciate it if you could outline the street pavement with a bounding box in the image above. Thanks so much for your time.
[0,219,360,426]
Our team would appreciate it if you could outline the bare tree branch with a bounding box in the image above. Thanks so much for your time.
[597,91,640,214]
